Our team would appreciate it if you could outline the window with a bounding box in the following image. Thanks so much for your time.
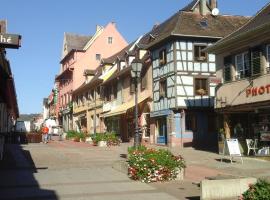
[224,56,232,82]
[113,83,117,99]
[194,78,208,96]
[267,45,270,73]
[159,49,167,66]
[185,114,197,131]
[159,79,167,98]
[194,45,207,61]
[267,45,270,65]
[96,54,101,61]
[108,37,113,44]
[105,86,111,101]
[235,52,250,79]
[141,69,147,90]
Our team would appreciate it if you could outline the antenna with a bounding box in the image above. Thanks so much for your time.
[211,8,219,16]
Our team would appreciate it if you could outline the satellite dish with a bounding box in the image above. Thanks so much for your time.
[211,8,219,16]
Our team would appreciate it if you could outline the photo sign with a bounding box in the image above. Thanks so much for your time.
[0,33,21,49]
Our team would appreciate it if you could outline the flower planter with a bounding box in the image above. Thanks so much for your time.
[98,141,107,147]
[175,168,185,180]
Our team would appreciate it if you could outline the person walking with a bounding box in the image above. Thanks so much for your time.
[41,124,49,143]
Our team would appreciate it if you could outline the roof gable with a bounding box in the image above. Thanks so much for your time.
[61,33,91,59]
[208,2,270,51]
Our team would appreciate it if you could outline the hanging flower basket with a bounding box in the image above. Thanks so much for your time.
[196,88,206,96]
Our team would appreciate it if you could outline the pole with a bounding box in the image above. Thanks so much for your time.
[134,76,140,148]
[94,87,96,135]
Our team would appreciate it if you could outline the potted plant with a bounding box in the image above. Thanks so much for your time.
[91,133,107,147]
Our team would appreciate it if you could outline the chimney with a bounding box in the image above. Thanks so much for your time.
[210,0,217,10]
[111,22,116,27]
[200,0,207,16]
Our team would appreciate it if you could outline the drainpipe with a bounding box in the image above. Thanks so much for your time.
[200,0,207,16]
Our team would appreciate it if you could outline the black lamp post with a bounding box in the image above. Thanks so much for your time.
[131,58,143,148]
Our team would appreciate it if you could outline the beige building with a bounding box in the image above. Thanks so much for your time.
[207,2,270,141]
[101,39,153,143]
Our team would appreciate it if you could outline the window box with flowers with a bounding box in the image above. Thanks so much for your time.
[127,146,185,183]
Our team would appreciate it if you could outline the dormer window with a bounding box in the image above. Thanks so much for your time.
[96,54,101,61]
[159,49,167,66]
[194,45,207,62]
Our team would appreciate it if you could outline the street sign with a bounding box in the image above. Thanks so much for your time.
[221,138,243,164]
[0,33,21,49]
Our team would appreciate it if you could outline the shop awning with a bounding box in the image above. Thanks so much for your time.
[99,65,117,82]
[103,93,150,118]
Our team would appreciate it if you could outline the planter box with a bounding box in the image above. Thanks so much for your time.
[175,168,185,181]
[201,177,257,200]
[98,141,107,147]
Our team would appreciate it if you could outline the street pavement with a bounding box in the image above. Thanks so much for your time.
[0,138,269,200]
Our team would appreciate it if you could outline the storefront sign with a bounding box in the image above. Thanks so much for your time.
[150,109,172,118]
[0,33,21,49]
[246,84,270,97]
[209,77,221,84]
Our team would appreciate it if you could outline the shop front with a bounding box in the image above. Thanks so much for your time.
[216,74,270,155]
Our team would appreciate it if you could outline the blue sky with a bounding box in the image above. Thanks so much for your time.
[1,0,269,114]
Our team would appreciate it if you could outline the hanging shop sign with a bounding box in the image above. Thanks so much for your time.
[209,77,221,84]
[0,33,21,49]
[246,84,270,98]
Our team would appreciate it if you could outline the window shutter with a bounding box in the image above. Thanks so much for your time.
[251,46,262,76]
[224,56,232,82]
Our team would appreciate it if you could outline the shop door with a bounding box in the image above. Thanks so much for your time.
[157,118,167,145]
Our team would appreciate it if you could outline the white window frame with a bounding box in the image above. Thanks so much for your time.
[235,52,250,79]
[267,45,270,67]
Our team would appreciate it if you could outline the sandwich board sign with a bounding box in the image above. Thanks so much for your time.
[221,138,243,164]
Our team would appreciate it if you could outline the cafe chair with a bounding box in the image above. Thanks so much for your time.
[246,139,258,156]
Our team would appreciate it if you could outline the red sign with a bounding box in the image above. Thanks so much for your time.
[246,84,270,97]
[209,77,221,84]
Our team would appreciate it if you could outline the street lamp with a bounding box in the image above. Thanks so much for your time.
[131,58,143,148]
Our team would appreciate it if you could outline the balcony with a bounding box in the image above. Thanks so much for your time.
[103,100,117,113]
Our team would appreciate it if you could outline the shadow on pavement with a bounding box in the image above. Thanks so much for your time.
[185,196,200,200]
[0,143,58,200]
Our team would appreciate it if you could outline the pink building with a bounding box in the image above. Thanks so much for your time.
[55,22,127,131]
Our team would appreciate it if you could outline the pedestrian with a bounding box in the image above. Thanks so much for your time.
[41,124,49,143]
[48,125,53,141]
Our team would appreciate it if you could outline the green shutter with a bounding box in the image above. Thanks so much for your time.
[251,46,262,76]
[224,56,232,82]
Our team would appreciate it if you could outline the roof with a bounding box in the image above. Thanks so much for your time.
[61,33,91,60]
[101,43,133,64]
[73,67,103,95]
[145,8,249,49]
[206,2,270,53]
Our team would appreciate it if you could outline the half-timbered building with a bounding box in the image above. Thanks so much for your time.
[146,0,249,148]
